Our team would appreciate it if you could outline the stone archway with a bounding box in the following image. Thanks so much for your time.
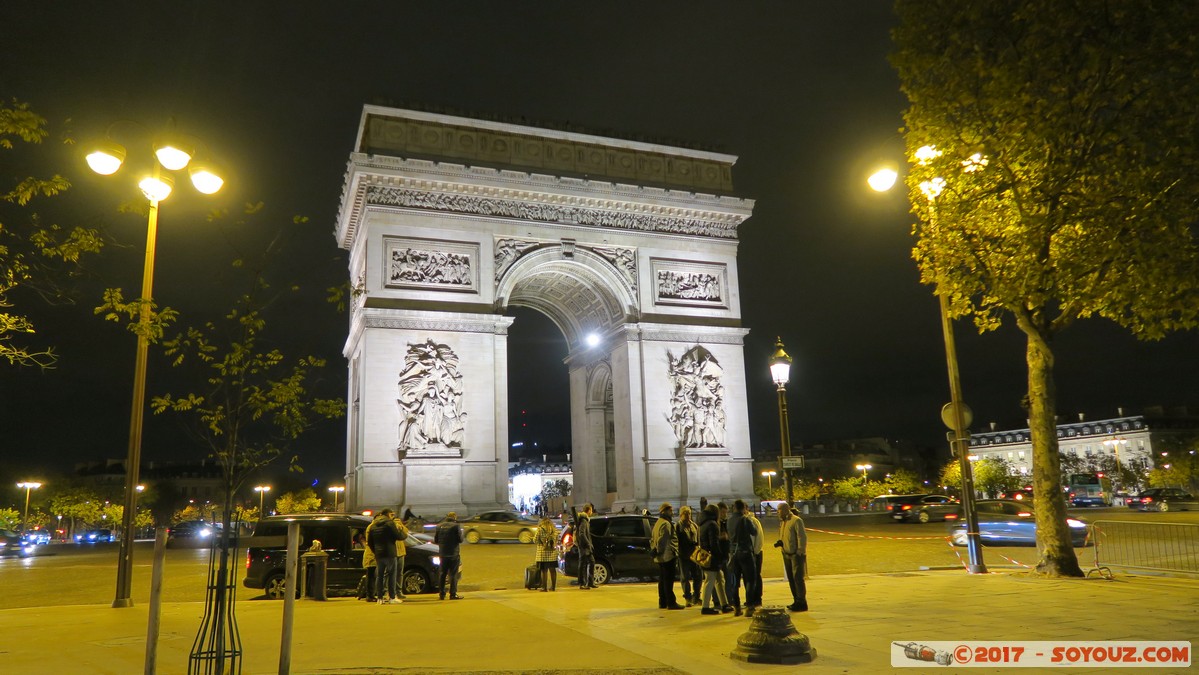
[335,105,757,516]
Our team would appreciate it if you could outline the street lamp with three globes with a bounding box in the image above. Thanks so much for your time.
[88,123,226,608]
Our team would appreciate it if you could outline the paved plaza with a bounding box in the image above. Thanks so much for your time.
[4,569,1196,673]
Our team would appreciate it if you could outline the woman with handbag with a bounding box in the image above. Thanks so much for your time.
[697,503,730,615]
[533,515,558,591]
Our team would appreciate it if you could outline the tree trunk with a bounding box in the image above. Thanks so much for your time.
[1026,334,1084,577]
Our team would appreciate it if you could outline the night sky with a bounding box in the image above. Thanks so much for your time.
[3,4,1196,488]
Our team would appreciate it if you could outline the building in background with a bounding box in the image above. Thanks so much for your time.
[969,407,1199,477]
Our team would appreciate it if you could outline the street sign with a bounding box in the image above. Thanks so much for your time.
[780,456,805,470]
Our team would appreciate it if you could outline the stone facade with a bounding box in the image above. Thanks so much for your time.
[336,105,756,516]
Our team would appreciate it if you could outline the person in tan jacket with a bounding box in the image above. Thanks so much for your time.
[776,505,808,612]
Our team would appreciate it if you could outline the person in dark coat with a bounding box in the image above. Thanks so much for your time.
[433,512,464,600]
[698,504,730,615]
[725,499,759,617]
[575,503,596,589]
[367,509,404,604]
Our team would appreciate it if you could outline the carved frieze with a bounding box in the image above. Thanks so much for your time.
[366,185,738,239]
[494,238,542,283]
[397,339,466,458]
[666,345,726,450]
[384,236,478,293]
[651,259,728,308]
[587,245,638,293]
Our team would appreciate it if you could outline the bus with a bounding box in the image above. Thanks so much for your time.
[1066,473,1113,507]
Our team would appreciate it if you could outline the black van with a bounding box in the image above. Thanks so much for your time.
[243,514,444,598]
[559,514,656,585]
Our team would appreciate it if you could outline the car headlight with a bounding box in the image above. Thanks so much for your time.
[200,528,212,537]
[432,556,441,566]
[1067,519,1086,528]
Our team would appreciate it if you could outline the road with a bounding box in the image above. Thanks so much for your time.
[2,506,1193,610]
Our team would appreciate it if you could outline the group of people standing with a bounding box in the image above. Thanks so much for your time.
[358,509,465,604]
[657,498,807,615]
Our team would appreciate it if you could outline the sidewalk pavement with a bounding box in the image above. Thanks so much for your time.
[4,570,1196,674]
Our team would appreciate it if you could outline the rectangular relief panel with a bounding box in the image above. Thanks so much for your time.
[650,258,728,309]
[383,236,479,294]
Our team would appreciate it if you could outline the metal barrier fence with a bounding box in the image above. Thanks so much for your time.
[1089,520,1199,577]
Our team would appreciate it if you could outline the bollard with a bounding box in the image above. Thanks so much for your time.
[802,503,810,515]
[818,503,826,514]
[729,605,816,664]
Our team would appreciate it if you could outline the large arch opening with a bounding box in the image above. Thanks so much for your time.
[501,253,632,510]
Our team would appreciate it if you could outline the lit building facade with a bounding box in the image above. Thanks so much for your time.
[968,410,1196,476]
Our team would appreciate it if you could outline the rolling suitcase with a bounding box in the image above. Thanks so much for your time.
[524,563,541,590]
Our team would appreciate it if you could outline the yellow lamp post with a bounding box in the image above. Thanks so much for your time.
[328,486,345,512]
[254,486,271,518]
[17,481,42,534]
[769,338,795,507]
[868,146,987,574]
[761,470,776,494]
[89,123,225,608]
[855,464,873,481]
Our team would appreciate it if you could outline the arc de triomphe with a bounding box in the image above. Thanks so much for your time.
[335,105,756,516]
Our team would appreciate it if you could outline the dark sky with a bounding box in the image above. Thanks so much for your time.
[3,3,1196,488]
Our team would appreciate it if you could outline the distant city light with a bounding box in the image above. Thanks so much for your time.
[512,442,524,448]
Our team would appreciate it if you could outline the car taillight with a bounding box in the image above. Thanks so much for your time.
[246,550,251,570]
[1143,497,1153,503]
[886,505,894,511]
[944,514,959,520]
[902,505,912,511]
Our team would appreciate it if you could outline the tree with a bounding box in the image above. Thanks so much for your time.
[894,2,1199,577]
[940,458,1022,497]
[1,100,104,366]
[0,507,19,530]
[274,488,322,514]
[883,469,922,495]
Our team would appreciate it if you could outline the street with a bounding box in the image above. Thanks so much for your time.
[3,506,1193,611]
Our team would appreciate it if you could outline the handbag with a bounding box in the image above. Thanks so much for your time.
[690,546,712,568]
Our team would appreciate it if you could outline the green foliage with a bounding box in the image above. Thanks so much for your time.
[0,99,103,367]
[893,0,1199,577]
[540,479,572,501]
[940,458,1024,496]
[885,469,922,495]
[49,488,105,525]
[1147,452,1199,494]
[0,507,20,530]
[275,488,322,514]
[173,503,218,524]
[146,256,345,504]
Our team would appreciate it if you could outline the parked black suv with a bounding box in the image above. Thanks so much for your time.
[559,513,656,585]
[243,514,444,598]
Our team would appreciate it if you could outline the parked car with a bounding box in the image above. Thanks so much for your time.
[1127,488,1198,512]
[872,494,933,517]
[1,529,35,558]
[75,529,116,543]
[459,510,541,544]
[949,500,1089,547]
[167,521,221,548]
[888,494,959,523]
[243,513,444,599]
[559,513,656,585]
